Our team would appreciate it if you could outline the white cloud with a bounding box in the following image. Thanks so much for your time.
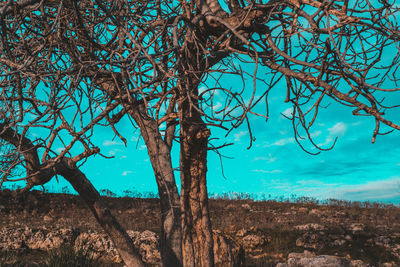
[332,177,400,202]
[199,86,221,97]
[328,122,347,136]
[139,145,147,151]
[103,140,124,146]
[130,136,140,142]
[317,136,334,147]
[212,102,222,110]
[108,149,122,156]
[264,137,295,147]
[316,122,347,147]
[352,121,362,127]
[253,156,268,161]
[55,147,64,153]
[310,130,322,138]
[120,155,127,159]
[234,131,247,142]
[263,128,321,148]
[253,154,277,163]
[199,86,207,94]
[122,170,133,176]
[281,107,294,118]
[229,107,243,117]
[252,169,283,174]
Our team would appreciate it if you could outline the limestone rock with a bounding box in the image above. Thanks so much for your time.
[43,215,52,222]
[242,234,266,249]
[236,228,247,237]
[294,223,325,231]
[75,230,161,265]
[347,223,365,233]
[0,227,74,251]
[74,231,116,259]
[295,232,324,249]
[127,230,161,266]
[27,228,74,250]
[213,230,245,267]
[276,252,368,267]
[241,204,252,211]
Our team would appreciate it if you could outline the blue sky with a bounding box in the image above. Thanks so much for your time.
[20,50,400,205]
[31,74,400,204]
[5,0,400,204]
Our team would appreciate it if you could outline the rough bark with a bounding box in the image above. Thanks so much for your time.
[179,108,214,267]
[127,104,183,267]
[98,77,183,266]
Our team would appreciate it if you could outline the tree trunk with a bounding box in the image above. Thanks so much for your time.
[180,114,214,267]
[97,78,183,266]
[128,104,183,267]
[56,158,145,267]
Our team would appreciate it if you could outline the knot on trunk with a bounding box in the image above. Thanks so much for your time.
[196,127,211,140]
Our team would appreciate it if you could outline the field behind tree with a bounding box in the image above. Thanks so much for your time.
[0,189,399,266]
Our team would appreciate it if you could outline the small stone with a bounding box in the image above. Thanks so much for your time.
[350,259,366,267]
[332,239,346,246]
[309,209,321,215]
[298,207,308,213]
[242,234,265,249]
[113,255,123,263]
[348,223,365,233]
[236,229,247,237]
[241,204,251,211]
[344,235,352,241]
[294,223,325,231]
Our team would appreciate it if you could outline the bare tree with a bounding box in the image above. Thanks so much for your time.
[0,2,146,264]
[0,106,22,187]
[1,0,400,266]
[0,139,22,187]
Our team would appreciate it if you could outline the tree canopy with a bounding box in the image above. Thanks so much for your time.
[1,0,400,266]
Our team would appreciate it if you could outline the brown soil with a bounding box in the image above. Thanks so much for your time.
[1,189,399,266]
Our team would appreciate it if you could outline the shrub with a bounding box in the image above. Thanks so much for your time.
[45,245,100,267]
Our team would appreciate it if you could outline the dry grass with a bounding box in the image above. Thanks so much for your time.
[1,189,399,266]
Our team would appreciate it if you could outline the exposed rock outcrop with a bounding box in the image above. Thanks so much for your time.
[0,227,75,251]
[276,251,367,267]
[0,227,245,266]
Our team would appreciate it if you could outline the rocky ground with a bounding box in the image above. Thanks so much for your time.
[0,189,399,266]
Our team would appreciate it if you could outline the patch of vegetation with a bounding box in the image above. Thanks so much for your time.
[45,245,100,267]
[1,189,400,265]
[0,246,120,267]
[264,229,303,257]
[0,250,44,267]
[243,228,303,266]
